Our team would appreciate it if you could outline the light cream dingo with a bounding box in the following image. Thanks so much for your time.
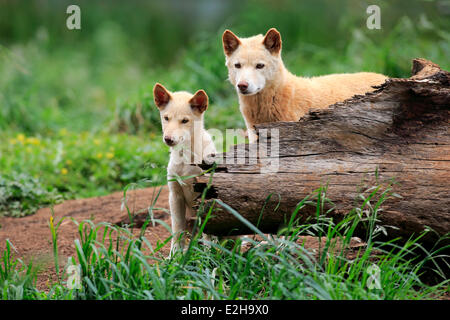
[222,28,387,142]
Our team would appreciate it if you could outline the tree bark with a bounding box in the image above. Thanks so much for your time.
[193,58,450,246]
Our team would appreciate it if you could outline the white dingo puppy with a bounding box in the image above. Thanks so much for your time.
[222,28,388,142]
[153,83,216,255]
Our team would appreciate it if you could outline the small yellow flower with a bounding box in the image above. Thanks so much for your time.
[17,134,25,143]
[96,152,103,159]
[26,137,41,145]
[61,168,68,175]
[94,139,101,146]
[106,152,114,159]
[9,138,17,145]
[59,128,68,136]
[66,159,73,165]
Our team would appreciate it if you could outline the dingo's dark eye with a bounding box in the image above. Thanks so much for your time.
[181,118,189,124]
[234,63,241,69]
[164,116,169,121]
[256,63,265,69]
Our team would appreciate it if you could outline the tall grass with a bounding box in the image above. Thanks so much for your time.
[1,182,448,300]
[1,1,449,135]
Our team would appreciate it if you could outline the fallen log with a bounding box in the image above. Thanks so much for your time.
[193,58,450,246]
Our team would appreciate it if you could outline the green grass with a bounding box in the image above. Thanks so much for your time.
[1,183,448,300]
[0,240,39,300]
[0,172,62,217]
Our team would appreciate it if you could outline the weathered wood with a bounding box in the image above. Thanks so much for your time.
[193,58,450,245]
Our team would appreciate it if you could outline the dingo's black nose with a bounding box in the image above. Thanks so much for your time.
[164,137,175,146]
[237,82,249,93]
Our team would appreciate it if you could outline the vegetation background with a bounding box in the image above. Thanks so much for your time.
[0,0,449,216]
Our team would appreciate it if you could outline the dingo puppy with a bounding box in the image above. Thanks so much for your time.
[153,83,216,255]
[222,28,388,142]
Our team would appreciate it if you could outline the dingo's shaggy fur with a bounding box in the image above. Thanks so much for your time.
[153,83,216,254]
[222,28,388,142]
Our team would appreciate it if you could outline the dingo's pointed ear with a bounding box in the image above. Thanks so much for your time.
[153,83,171,109]
[263,28,282,54]
[222,30,241,56]
[189,90,209,114]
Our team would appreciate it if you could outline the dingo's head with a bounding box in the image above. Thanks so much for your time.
[222,28,283,96]
[153,83,208,147]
